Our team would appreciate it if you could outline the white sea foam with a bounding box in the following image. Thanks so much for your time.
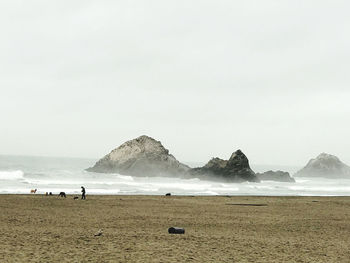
[115,175,134,181]
[0,170,24,180]
[2,170,350,196]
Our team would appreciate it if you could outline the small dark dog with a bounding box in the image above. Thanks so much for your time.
[165,193,171,196]
[58,192,66,198]
[73,196,79,200]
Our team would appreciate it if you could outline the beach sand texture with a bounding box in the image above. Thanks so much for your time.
[1,195,350,262]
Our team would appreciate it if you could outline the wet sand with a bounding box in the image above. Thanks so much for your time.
[1,195,350,262]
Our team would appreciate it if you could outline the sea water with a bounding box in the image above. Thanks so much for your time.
[1,155,350,196]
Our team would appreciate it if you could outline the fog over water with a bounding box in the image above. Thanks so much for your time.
[1,1,350,195]
[1,1,350,166]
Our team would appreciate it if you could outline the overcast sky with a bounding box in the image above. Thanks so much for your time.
[1,1,350,166]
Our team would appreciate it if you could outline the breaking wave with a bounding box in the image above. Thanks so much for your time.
[0,170,24,180]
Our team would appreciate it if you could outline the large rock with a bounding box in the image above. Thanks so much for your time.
[86,135,190,177]
[294,153,350,178]
[256,170,295,182]
[189,150,259,182]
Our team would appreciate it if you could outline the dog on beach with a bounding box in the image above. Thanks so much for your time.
[58,192,66,198]
[30,189,37,194]
[73,196,79,200]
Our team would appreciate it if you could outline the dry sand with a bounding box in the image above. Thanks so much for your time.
[1,195,350,262]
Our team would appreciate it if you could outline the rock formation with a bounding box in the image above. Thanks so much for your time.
[86,135,190,177]
[189,150,259,182]
[294,153,350,178]
[87,136,259,182]
[256,170,295,182]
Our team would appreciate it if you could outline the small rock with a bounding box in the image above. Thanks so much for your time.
[94,229,103,236]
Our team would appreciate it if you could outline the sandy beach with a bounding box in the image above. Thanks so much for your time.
[1,195,350,262]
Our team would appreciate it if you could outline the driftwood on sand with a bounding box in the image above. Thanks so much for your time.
[168,227,185,234]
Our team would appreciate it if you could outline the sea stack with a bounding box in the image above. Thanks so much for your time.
[294,153,350,178]
[189,150,259,182]
[256,170,295,182]
[86,135,190,177]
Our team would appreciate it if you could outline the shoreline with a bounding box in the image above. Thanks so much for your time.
[2,193,350,197]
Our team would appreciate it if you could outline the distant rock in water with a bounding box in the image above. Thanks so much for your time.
[87,136,259,182]
[189,150,259,182]
[295,153,350,178]
[256,170,295,182]
[86,135,190,177]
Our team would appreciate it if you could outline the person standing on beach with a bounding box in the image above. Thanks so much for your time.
[81,186,86,200]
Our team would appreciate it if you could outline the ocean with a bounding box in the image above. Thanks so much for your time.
[1,155,350,196]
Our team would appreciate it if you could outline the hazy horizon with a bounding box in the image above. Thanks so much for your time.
[0,147,334,171]
[1,1,350,166]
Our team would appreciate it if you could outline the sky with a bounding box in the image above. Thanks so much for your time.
[1,1,350,166]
